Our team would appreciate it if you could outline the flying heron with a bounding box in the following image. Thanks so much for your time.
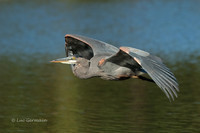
[51,34,179,101]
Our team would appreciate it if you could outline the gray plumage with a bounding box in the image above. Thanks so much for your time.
[51,34,179,101]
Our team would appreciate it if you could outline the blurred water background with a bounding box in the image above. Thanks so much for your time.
[0,0,200,132]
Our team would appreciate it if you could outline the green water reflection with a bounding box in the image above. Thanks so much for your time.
[0,54,200,132]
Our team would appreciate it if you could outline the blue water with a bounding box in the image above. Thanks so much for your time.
[0,0,200,58]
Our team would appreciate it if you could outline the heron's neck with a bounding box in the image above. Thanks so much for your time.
[72,64,94,79]
[73,69,94,79]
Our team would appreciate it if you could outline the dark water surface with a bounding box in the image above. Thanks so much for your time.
[0,0,200,132]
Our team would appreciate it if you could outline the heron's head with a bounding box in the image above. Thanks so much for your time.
[51,56,90,78]
[50,56,77,64]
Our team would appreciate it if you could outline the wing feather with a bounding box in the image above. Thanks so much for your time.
[65,34,119,59]
[121,47,179,100]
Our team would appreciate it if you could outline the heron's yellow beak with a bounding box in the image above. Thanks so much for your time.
[50,56,77,64]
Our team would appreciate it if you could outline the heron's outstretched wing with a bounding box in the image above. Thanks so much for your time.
[121,47,179,101]
[100,46,179,100]
[99,49,141,71]
[65,34,119,60]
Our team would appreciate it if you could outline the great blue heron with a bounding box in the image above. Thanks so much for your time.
[51,34,179,101]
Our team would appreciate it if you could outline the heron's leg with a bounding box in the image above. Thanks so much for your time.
[131,76,139,78]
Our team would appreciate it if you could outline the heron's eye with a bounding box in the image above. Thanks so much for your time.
[72,56,76,60]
